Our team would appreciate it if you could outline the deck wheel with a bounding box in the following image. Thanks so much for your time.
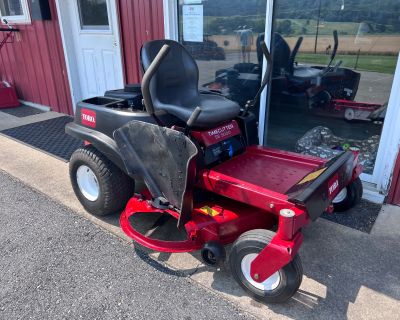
[344,108,355,121]
[201,241,226,266]
[229,229,303,303]
[332,177,363,212]
[70,145,135,216]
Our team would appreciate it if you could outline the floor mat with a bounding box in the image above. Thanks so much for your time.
[322,200,382,233]
[0,116,83,161]
[0,105,44,118]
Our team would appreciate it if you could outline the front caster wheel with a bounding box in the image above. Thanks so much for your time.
[332,177,363,212]
[229,229,303,304]
[201,241,226,267]
[70,145,135,216]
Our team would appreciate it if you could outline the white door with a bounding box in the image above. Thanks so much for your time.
[66,0,124,100]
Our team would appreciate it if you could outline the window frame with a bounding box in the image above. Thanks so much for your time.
[0,0,31,24]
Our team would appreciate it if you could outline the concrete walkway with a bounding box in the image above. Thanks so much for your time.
[0,109,64,131]
[0,114,399,319]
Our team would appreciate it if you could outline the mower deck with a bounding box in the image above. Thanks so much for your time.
[121,195,277,252]
[198,146,326,212]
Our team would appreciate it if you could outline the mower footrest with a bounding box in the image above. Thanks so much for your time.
[120,197,202,253]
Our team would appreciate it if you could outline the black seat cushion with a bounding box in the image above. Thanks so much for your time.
[141,40,240,128]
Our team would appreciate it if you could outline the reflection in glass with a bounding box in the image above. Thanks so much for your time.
[178,0,268,119]
[78,0,109,30]
[267,0,400,175]
[0,0,23,16]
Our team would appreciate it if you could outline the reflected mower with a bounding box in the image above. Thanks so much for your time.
[66,40,363,303]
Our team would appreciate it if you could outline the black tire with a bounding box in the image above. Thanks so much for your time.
[201,241,226,267]
[333,177,363,212]
[69,145,134,216]
[229,229,303,303]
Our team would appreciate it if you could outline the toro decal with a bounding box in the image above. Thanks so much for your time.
[81,109,96,128]
[328,174,340,199]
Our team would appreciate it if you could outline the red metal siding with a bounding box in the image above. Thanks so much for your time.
[387,150,400,205]
[0,0,73,114]
[119,0,165,84]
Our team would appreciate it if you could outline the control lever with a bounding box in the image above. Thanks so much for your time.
[141,44,171,116]
[333,60,342,72]
[322,30,339,74]
[185,107,202,136]
[243,41,272,115]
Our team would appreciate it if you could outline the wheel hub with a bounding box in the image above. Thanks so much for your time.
[344,108,355,121]
[76,165,100,201]
[241,253,281,291]
[333,187,347,203]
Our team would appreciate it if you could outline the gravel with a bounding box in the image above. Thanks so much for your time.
[0,171,253,320]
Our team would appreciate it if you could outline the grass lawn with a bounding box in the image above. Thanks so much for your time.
[296,53,397,74]
[287,19,360,36]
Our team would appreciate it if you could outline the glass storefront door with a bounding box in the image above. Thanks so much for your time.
[265,0,400,177]
[172,0,400,190]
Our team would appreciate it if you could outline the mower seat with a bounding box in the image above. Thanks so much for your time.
[293,66,323,79]
[273,33,323,80]
[141,40,240,128]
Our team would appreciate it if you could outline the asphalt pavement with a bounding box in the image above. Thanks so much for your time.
[0,170,252,320]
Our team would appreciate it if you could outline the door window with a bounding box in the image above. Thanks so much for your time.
[77,0,110,31]
[266,0,400,175]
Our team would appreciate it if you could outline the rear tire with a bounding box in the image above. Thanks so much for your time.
[332,177,363,212]
[229,229,303,303]
[70,145,134,216]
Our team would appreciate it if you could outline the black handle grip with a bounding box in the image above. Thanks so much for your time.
[245,41,272,112]
[141,44,170,115]
[187,107,202,128]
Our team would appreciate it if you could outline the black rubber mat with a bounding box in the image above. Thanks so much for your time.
[0,105,44,118]
[0,116,83,161]
[322,199,381,233]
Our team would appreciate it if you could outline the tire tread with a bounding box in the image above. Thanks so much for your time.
[70,145,134,216]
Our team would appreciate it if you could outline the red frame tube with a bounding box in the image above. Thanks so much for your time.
[250,207,308,283]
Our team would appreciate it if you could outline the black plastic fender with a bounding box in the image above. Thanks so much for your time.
[65,122,128,174]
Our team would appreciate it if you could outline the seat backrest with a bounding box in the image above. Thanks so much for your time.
[272,33,291,75]
[141,40,200,111]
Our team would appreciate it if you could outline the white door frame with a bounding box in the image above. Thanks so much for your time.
[368,54,400,193]
[55,0,124,112]
[163,0,400,201]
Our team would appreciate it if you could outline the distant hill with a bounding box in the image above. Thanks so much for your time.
[203,0,400,30]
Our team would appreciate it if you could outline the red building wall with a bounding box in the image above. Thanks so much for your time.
[387,151,400,206]
[0,0,73,114]
[0,0,164,115]
[119,0,165,84]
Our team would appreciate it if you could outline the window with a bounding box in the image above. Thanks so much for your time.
[266,0,400,175]
[0,0,30,24]
[77,0,110,31]
[177,0,268,118]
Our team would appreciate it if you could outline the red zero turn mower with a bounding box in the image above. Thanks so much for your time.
[66,40,363,303]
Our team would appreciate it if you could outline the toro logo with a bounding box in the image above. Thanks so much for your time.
[328,174,339,198]
[81,109,96,128]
